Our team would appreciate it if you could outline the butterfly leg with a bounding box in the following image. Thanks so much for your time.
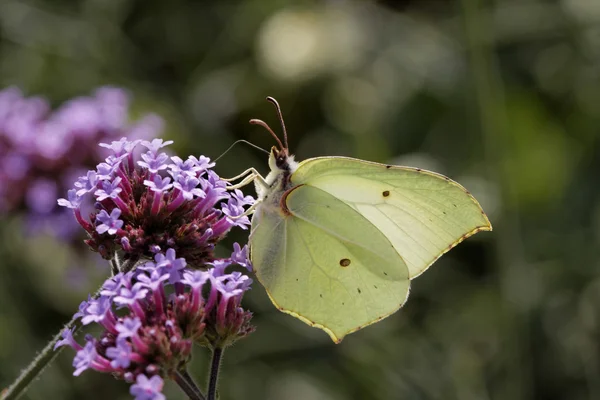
[221,168,257,182]
[227,200,261,219]
[225,169,268,191]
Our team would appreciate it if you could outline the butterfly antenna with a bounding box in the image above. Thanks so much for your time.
[249,118,285,151]
[266,96,289,150]
[213,139,270,163]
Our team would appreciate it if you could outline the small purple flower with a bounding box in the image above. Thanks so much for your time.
[182,270,210,290]
[55,327,82,351]
[231,189,255,207]
[96,208,124,235]
[188,155,215,172]
[101,272,132,297]
[173,175,205,200]
[130,374,165,400]
[154,248,187,283]
[95,177,123,201]
[140,139,173,154]
[106,338,134,369]
[144,175,172,193]
[57,189,82,209]
[73,340,98,376]
[231,242,252,272]
[221,200,250,229]
[217,271,253,297]
[114,285,149,307]
[137,152,170,174]
[99,137,139,157]
[115,317,142,340]
[137,269,170,292]
[74,171,100,196]
[80,296,113,325]
[96,162,119,180]
[168,156,202,177]
[210,259,233,277]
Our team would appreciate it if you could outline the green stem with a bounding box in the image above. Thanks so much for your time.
[1,316,82,400]
[1,284,105,400]
[207,347,224,400]
[174,370,206,400]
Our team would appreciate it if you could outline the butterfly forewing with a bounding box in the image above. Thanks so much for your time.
[291,157,492,279]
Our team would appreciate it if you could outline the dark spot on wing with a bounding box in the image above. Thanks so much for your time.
[386,165,392,169]
[320,294,323,298]
[342,302,345,305]
[382,190,390,197]
[443,211,447,215]
[340,258,351,267]
[357,288,362,294]
[383,271,388,276]
[453,203,457,208]
[415,168,422,172]
[373,285,378,289]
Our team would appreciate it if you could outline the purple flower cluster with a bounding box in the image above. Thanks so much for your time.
[58,138,254,269]
[57,246,253,399]
[0,86,161,240]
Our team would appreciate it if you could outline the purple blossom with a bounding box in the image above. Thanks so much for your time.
[154,249,187,284]
[54,327,82,351]
[137,269,170,292]
[73,339,98,376]
[173,175,205,200]
[57,189,82,209]
[80,296,113,325]
[115,317,142,340]
[106,338,134,369]
[188,155,215,172]
[221,200,251,229]
[231,189,255,207]
[130,375,165,400]
[74,171,100,196]
[99,137,139,157]
[168,156,202,177]
[100,272,132,297]
[96,162,119,180]
[140,138,173,154]
[143,175,172,193]
[113,285,149,307]
[231,242,252,271]
[137,152,170,174]
[95,177,123,201]
[182,270,210,290]
[210,259,233,277]
[96,208,124,235]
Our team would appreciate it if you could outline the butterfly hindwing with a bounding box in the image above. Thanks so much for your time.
[250,184,410,342]
[291,157,492,279]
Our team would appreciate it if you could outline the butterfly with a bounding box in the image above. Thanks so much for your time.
[228,97,492,343]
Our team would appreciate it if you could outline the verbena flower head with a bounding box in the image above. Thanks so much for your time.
[57,248,254,397]
[0,86,161,241]
[56,137,256,398]
[58,137,253,270]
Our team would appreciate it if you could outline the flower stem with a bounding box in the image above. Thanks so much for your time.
[1,316,82,400]
[180,369,205,399]
[1,284,105,400]
[174,370,205,400]
[207,347,224,400]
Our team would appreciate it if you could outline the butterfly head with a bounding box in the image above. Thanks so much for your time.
[269,146,297,173]
[251,96,297,172]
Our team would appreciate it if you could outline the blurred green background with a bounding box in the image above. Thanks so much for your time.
[1,0,599,399]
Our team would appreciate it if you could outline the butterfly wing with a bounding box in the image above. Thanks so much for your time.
[290,157,492,279]
[250,184,410,343]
